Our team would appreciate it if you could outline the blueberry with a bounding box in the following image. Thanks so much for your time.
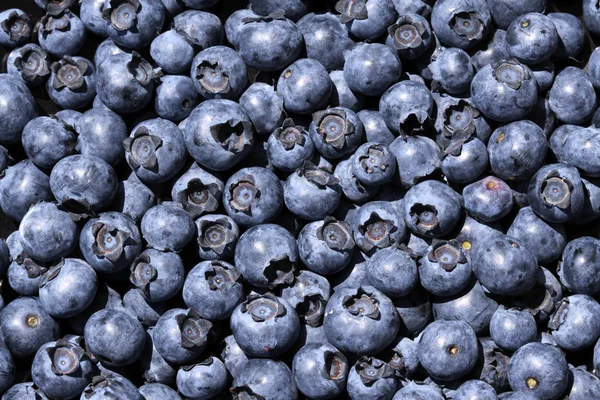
[231,292,300,357]
[114,173,156,223]
[176,357,227,399]
[442,138,489,184]
[431,0,492,49]
[548,12,585,60]
[173,10,224,50]
[471,59,538,122]
[334,159,381,203]
[281,270,331,327]
[101,0,165,49]
[380,80,434,135]
[403,180,462,238]
[527,163,584,223]
[507,342,568,400]
[297,12,354,70]
[558,237,600,296]
[344,43,402,97]
[549,295,600,351]
[530,60,555,92]
[231,359,298,400]
[73,109,125,167]
[584,0,600,37]
[6,44,51,87]
[562,127,600,177]
[250,0,311,21]
[298,217,355,275]
[47,56,96,110]
[368,244,418,297]
[565,366,600,400]
[329,70,365,112]
[94,38,128,69]
[506,13,558,64]
[96,52,162,114]
[19,202,78,263]
[50,155,118,215]
[22,116,76,170]
[171,163,224,219]
[487,0,545,30]
[220,335,248,379]
[80,0,109,37]
[464,176,513,222]
[7,255,47,296]
[337,0,397,41]
[266,118,315,172]
[191,46,248,100]
[548,124,578,162]
[183,260,244,320]
[84,308,145,366]
[223,167,283,226]
[122,288,166,326]
[454,380,498,400]
[2,382,49,400]
[472,29,509,71]
[154,75,199,122]
[418,319,478,381]
[588,47,600,90]
[390,135,441,188]
[79,212,142,273]
[0,9,32,48]
[392,381,445,400]
[234,224,297,288]
[195,214,239,260]
[548,67,597,124]
[141,203,195,252]
[432,280,499,335]
[278,58,332,115]
[237,13,303,72]
[38,10,86,58]
[239,83,285,136]
[141,328,177,384]
[359,110,396,145]
[0,340,14,394]
[124,118,187,183]
[80,374,142,399]
[507,206,566,264]
[150,30,194,75]
[323,286,399,356]
[31,339,95,399]
[347,356,397,400]
[353,200,406,254]
[130,249,184,302]
[0,297,59,358]
[0,74,38,145]
[224,9,259,49]
[477,337,510,392]
[183,99,254,171]
[139,383,181,400]
[386,13,433,61]
[490,306,537,351]
[430,48,474,94]
[419,240,471,297]
[292,342,348,399]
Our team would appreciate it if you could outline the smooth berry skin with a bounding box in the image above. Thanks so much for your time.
[7,256,47,296]
[221,335,248,379]
[3,382,49,400]
[39,259,97,318]
[334,159,380,203]
[80,212,142,274]
[463,176,513,222]
[224,9,259,48]
[506,13,558,65]
[353,201,406,255]
[562,127,600,177]
[566,367,600,400]
[31,340,95,400]
[507,207,566,265]
[38,11,86,58]
[115,173,156,223]
[584,0,600,37]
[293,342,349,400]
[297,219,355,276]
[125,118,187,183]
[393,382,445,400]
[431,0,492,50]
[390,135,441,188]
[141,328,177,384]
[102,0,165,49]
[96,53,159,114]
[0,74,38,145]
[173,10,224,49]
[19,202,78,263]
[559,237,600,296]
[0,341,14,394]
[549,12,585,60]
[419,242,471,297]
[239,83,285,136]
[418,320,478,381]
[549,67,597,124]
[432,280,499,336]
[330,70,365,112]
[473,235,538,296]
[80,0,108,37]
[0,160,52,222]
[487,0,545,29]
[234,224,298,288]
[84,309,145,366]
[123,288,166,326]
[343,0,397,41]
[507,342,568,400]
[527,163,585,223]
[231,294,300,358]
[0,297,59,358]
[368,245,418,297]
[430,48,474,94]
[94,38,128,68]
[403,180,462,238]
[0,9,32,48]
[359,110,396,145]
[183,99,254,171]
[284,165,342,221]
[266,122,314,172]
[454,380,498,400]
[76,109,127,167]
[380,80,433,134]
[323,286,399,356]
[46,56,96,110]
[309,107,364,159]
[223,167,283,227]
[588,47,600,90]
[471,60,538,122]
[150,30,194,75]
[50,155,118,214]
[183,260,244,321]
[141,203,195,252]
[344,43,402,97]
[297,12,354,71]
[530,61,555,93]
[549,122,578,160]
[139,383,181,400]
[347,357,397,400]
[386,13,433,61]
[490,306,537,351]
[550,294,600,352]
[278,58,332,115]
[80,374,141,400]
[237,15,303,72]
[21,116,76,170]
[250,0,311,21]
[442,138,489,184]
[176,357,227,399]
[130,249,184,302]
[191,46,247,101]
[154,75,199,122]
[231,359,298,400]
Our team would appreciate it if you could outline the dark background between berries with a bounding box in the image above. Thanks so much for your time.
[1,0,600,395]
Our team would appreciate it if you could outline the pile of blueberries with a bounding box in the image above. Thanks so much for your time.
[3,0,600,398]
